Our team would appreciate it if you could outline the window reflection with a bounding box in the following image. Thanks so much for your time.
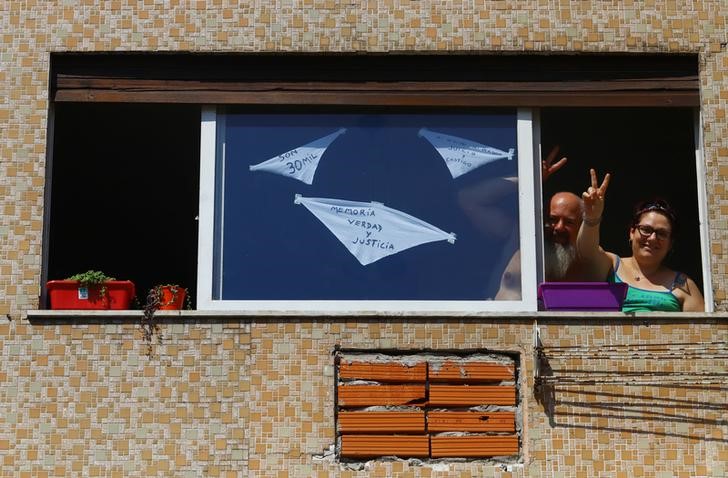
[215,111,519,300]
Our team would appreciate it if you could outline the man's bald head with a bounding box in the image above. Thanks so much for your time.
[547,192,583,246]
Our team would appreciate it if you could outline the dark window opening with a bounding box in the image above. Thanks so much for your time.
[45,103,201,308]
[540,107,703,292]
[43,53,705,311]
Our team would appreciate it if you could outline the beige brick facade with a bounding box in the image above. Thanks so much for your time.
[1,1,727,476]
[2,316,726,476]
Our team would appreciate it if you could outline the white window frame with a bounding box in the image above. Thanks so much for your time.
[195,106,537,312]
[694,109,714,311]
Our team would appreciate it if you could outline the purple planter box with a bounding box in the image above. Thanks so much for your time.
[538,282,628,311]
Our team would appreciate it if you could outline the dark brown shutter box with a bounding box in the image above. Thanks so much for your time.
[51,53,698,107]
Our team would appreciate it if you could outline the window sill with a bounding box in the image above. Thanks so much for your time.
[25,310,723,320]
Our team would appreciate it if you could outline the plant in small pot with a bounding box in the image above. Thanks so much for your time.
[47,270,136,310]
[151,284,189,310]
[140,284,190,356]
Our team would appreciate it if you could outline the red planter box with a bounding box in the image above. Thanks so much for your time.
[538,282,628,311]
[47,280,136,310]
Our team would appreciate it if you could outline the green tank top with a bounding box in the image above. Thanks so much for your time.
[609,257,681,312]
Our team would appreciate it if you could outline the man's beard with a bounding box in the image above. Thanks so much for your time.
[544,240,576,281]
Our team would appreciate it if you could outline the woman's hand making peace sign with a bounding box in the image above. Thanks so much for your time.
[581,168,611,225]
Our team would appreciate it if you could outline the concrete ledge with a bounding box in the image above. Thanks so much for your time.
[25,309,727,321]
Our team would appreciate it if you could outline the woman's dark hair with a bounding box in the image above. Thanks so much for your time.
[630,198,679,237]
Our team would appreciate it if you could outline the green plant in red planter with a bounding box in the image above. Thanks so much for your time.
[47,270,135,310]
[140,284,190,356]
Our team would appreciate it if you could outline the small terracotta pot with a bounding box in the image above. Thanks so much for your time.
[157,285,186,310]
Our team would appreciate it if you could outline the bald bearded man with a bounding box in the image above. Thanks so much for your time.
[544,191,589,281]
[494,191,597,299]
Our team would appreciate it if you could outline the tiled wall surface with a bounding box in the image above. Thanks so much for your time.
[1,2,727,317]
[1,1,728,477]
[1,318,726,476]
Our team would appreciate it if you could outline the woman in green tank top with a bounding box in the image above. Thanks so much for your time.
[576,169,704,312]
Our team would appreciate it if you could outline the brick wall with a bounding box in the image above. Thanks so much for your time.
[2,316,726,476]
[1,1,728,476]
[1,2,728,316]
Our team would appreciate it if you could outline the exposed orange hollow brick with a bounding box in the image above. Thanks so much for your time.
[427,411,516,432]
[337,384,426,407]
[430,435,519,458]
[339,361,426,382]
[338,411,426,433]
[428,361,514,382]
[340,435,429,458]
[428,385,516,406]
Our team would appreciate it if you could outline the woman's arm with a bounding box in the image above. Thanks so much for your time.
[681,276,706,312]
[576,169,614,279]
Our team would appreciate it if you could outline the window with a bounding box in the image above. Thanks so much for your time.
[540,107,706,292]
[45,103,201,305]
[45,53,709,312]
[197,107,538,310]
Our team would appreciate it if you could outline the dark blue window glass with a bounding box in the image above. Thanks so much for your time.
[214,110,519,300]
